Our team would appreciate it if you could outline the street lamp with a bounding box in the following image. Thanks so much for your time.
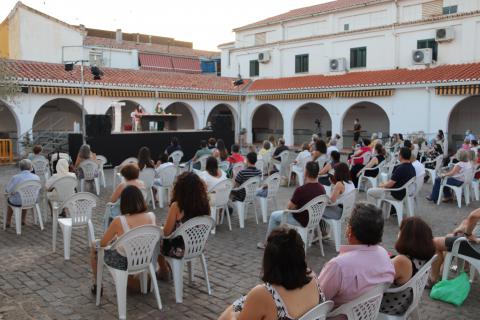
[233,75,244,149]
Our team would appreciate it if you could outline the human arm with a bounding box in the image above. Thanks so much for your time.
[286,201,297,210]
[100,218,120,247]
[329,182,343,203]
[441,164,460,178]
[453,208,480,241]
[163,202,182,237]
[379,179,396,189]
[110,183,125,203]
[234,285,276,320]
[74,155,81,168]
[318,162,331,176]
[317,260,342,301]
[391,255,413,286]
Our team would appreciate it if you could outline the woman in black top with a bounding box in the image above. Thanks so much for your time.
[362,143,386,178]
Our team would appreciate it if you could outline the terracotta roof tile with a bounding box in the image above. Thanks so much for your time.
[248,63,480,92]
[5,59,247,92]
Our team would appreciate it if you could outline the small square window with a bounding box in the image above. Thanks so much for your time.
[442,5,458,15]
[350,47,367,68]
[249,60,259,77]
[295,54,309,73]
[344,24,350,31]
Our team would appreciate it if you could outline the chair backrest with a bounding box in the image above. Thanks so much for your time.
[279,150,290,164]
[414,173,425,198]
[262,151,272,166]
[170,150,184,166]
[119,157,138,168]
[110,225,161,273]
[232,162,245,178]
[157,165,178,187]
[51,152,71,162]
[209,179,234,207]
[329,283,388,320]
[139,168,156,188]
[219,161,230,172]
[96,155,108,167]
[434,155,443,172]
[255,159,265,175]
[239,176,261,204]
[381,255,436,318]
[194,155,210,171]
[13,180,42,208]
[50,176,78,203]
[340,189,357,222]
[60,192,98,227]
[404,177,417,198]
[296,195,328,230]
[299,300,334,320]
[79,159,99,180]
[299,155,313,169]
[463,167,475,185]
[317,154,328,169]
[265,172,281,200]
[32,157,50,177]
[171,216,214,260]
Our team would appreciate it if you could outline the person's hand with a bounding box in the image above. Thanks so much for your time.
[468,235,480,244]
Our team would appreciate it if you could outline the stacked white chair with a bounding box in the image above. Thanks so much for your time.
[96,225,162,319]
[323,190,357,252]
[378,255,437,320]
[3,180,43,235]
[231,176,261,228]
[282,195,328,256]
[154,165,178,208]
[79,159,100,195]
[208,179,234,234]
[376,177,416,226]
[437,167,475,208]
[328,283,387,319]
[96,155,108,188]
[357,161,385,192]
[257,173,281,223]
[139,168,156,209]
[442,237,479,283]
[162,216,214,303]
[289,155,312,186]
[299,301,334,320]
[113,157,138,187]
[424,155,443,184]
[56,192,97,260]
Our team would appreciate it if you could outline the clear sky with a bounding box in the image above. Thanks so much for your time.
[0,0,329,51]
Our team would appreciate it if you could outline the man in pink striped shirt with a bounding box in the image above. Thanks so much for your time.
[317,203,394,312]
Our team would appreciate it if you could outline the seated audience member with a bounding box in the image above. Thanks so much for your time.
[154,154,175,187]
[410,150,426,180]
[193,140,213,162]
[291,142,311,172]
[349,138,372,187]
[367,147,416,203]
[231,152,262,202]
[462,138,471,150]
[4,159,40,228]
[430,207,480,285]
[327,139,339,156]
[318,203,394,308]
[220,228,326,320]
[137,146,155,170]
[318,150,340,186]
[323,163,355,221]
[470,139,479,152]
[268,135,276,149]
[164,136,181,156]
[227,144,245,164]
[272,138,289,161]
[28,145,47,161]
[355,143,386,186]
[158,172,210,278]
[257,161,325,249]
[200,156,227,191]
[213,139,229,161]
[208,137,217,150]
[74,144,97,179]
[258,140,271,158]
[90,185,155,294]
[426,149,472,203]
[45,159,77,214]
[311,139,328,162]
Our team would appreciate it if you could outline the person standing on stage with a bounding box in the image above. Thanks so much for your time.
[353,118,362,146]
[132,104,146,131]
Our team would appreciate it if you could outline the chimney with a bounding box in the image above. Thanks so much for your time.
[116,29,122,43]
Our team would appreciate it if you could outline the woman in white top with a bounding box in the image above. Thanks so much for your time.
[323,163,355,220]
[291,143,311,172]
[46,159,76,202]
[427,149,472,203]
[199,156,227,191]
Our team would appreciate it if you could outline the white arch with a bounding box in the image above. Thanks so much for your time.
[33,97,85,132]
[165,101,200,129]
[250,103,284,143]
[206,103,239,131]
[446,95,480,149]
[291,102,333,141]
[340,101,390,141]
[0,99,21,136]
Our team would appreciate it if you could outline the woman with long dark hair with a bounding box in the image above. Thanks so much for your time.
[137,146,155,170]
[213,139,229,161]
[199,156,227,190]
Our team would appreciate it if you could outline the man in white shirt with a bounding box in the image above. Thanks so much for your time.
[327,139,339,157]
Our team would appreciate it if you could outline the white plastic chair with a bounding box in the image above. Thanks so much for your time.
[442,237,480,283]
[96,155,108,188]
[289,155,312,186]
[170,150,184,166]
[3,180,43,235]
[282,195,328,256]
[96,225,162,319]
[154,165,177,208]
[139,168,156,209]
[357,161,385,192]
[50,153,71,172]
[424,155,443,184]
[103,200,119,232]
[255,159,265,178]
[231,176,261,228]
[349,151,372,170]
[471,167,480,201]
[274,150,294,179]
[208,179,234,234]
[163,216,214,303]
[437,168,474,208]
[232,162,245,179]
[32,157,50,181]
[261,150,273,173]
[328,283,388,320]
[113,157,138,187]
[219,161,230,172]
[316,154,329,172]
[380,156,398,183]
[407,173,425,217]
[299,300,334,320]
[79,159,100,195]
[375,177,416,226]
[56,192,97,260]
[192,155,210,171]
[324,189,357,252]
[257,173,281,223]
[378,255,437,320]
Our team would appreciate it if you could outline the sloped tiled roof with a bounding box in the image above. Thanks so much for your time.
[248,63,480,92]
[235,0,386,31]
[5,59,247,93]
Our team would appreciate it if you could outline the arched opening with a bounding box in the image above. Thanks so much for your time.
[342,102,390,147]
[251,104,283,143]
[165,102,196,129]
[207,104,236,131]
[448,95,480,150]
[106,100,140,131]
[33,98,83,132]
[0,100,20,154]
[293,103,332,146]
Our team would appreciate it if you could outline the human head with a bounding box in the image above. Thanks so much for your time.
[231,144,240,153]
[120,185,147,215]
[471,140,478,147]
[315,140,327,154]
[246,152,257,166]
[171,136,179,147]
[33,145,42,155]
[268,135,276,144]
[171,172,210,221]
[347,202,384,245]
[398,133,404,141]
[262,227,311,290]
[55,159,70,175]
[158,153,168,164]
[19,159,32,172]
[136,104,142,112]
[278,138,285,146]
[137,146,152,169]
[330,150,340,163]
[262,140,271,150]
[354,118,359,124]
[329,139,337,146]
[464,138,471,145]
[205,156,219,176]
[456,149,469,162]
[305,161,319,179]
[208,137,216,147]
[78,144,91,159]
[216,139,226,150]
[399,147,412,162]
[403,140,412,150]
[311,134,320,143]
[332,162,350,183]
[120,163,140,181]
[301,142,310,151]
[374,143,385,156]
[200,140,207,148]
[362,138,371,147]
[395,217,435,261]
[371,133,378,141]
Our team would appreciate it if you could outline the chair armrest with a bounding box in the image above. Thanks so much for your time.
[380,185,406,192]
[451,237,468,256]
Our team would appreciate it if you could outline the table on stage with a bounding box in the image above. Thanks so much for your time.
[140,114,181,131]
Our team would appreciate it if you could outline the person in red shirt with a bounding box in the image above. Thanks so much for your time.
[227,144,245,164]
[349,138,372,187]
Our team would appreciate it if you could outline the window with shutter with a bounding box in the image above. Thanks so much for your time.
[350,47,367,68]
[254,32,267,46]
[422,0,442,18]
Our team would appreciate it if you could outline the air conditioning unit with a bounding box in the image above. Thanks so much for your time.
[412,49,433,65]
[435,27,454,42]
[258,51,271,63]
[329,58,347,72]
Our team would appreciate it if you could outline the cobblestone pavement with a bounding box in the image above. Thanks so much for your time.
[0,164,478,320]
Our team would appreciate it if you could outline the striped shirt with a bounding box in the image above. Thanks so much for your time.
[232,166,262,201]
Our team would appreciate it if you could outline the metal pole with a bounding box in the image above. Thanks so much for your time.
[80,61,86,143]
[238,86,242,150]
